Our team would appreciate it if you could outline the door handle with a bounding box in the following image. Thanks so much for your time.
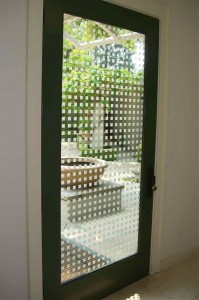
[152,185,157,192]
[146,167,156,197]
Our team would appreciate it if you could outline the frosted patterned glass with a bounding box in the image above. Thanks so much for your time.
[61,14,145,283]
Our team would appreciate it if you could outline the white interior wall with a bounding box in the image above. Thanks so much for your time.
[0,0,198,299]
[197,0,199,251]
[0,1,29,299]
[158,0,198,260]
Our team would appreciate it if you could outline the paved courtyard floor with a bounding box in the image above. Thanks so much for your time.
[61,160,141,276]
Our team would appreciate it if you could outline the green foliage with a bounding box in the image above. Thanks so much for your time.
[62,48,142,138]
[62,18,144,143]
[64,18,137,52]
[62,49,143,96]
[122,176,140,183]
[136,144,142,162]
[80,148,117,161]
[64,19,109,43]
[121,40,135,52]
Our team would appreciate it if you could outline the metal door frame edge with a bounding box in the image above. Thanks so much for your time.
[27,0,169,298]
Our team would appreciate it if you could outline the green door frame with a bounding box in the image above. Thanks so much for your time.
[42,0,159,299]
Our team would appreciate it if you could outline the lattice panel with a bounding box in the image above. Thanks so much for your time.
[61,14,145,283]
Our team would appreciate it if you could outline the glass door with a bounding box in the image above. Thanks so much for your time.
[42,1,159,299]
[61,14,145,283]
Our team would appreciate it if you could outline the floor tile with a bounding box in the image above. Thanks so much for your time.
[102,255,199,300]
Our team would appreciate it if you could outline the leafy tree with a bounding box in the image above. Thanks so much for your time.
[62,18,144,145]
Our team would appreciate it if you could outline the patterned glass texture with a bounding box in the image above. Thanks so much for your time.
[61,14,145,283]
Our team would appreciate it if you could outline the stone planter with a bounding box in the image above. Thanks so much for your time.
[61,157,108,187]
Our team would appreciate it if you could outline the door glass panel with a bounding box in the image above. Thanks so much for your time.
[61,14,145,283]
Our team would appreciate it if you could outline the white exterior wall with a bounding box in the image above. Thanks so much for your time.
[0,0,198,299]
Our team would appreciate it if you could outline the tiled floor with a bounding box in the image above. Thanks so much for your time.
[102,255,199,300]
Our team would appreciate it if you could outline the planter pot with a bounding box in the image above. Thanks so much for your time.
[61,157,108,187]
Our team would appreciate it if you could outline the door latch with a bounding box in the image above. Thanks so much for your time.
[152,184,157,192]
[146,168,157,196]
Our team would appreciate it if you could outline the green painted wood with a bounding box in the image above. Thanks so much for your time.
[42,0,159,299]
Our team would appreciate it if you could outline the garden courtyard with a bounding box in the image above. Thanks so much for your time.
[60,14,145,282]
